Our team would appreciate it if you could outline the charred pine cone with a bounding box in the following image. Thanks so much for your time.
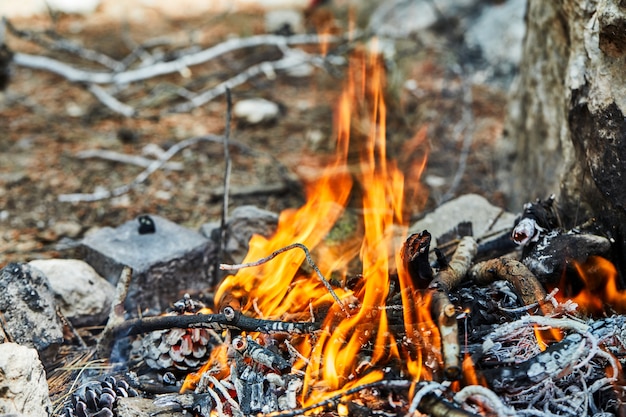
[130,295,218,373]
[132,326,215,372]
[64,375,138,417]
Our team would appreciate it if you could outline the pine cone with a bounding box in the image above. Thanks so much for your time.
[132,326,214,372]
[130,295,217,373]
[64,376,138,417]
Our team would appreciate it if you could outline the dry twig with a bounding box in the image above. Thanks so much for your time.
[221,242,348,316]
[59,133,296,203]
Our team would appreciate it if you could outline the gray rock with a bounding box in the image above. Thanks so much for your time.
[0,263,64,364]
[465,0,526,80]
[200,205,279,264]
[368,0,479,38]
[368,0,526,86]
[82,215,215,313]
[117,396,182,417]
[0,343,52,417]
[28,259,115,327]
[409,194,516,246]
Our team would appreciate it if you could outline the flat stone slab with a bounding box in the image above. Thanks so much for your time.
[82,215,215,313]
[409,193,517,246]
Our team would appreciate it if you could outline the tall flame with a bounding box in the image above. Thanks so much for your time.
[211,42,431,405]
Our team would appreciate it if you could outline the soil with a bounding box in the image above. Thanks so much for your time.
[0,3,509,269]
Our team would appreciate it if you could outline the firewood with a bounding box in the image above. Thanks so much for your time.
[401,230,434,289]
[469,257,554,314]
[428,236,478,380]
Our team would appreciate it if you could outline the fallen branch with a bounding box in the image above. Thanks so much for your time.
[167,50,337,113]
[58,134,295,203]
[76,149,183,170]
[4,17,123,71]
[108,307,319,340]
[11,31,342,85]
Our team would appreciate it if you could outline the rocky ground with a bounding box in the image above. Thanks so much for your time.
[0,0,522,269]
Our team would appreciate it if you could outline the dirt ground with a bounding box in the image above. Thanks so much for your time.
[0,3,509,268]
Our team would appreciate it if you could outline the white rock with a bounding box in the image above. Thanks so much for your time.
[264,9,304,34]
[233,98,280,124]
[0,343,52,417]
[29,259,115,327]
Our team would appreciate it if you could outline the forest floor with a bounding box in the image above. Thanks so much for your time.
[0,1,511,268]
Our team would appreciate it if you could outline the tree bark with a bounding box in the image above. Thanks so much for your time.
[500,0,626,273]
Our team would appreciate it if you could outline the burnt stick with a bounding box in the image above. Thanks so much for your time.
[108,309,319,340]
[428,236,477,380]
[264,380,412,417]
[469,257,553,314]
[479,332,587,393]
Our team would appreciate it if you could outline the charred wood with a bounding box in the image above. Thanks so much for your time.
[469,258,553,315]
[480,332,586,393]
[401,230,434,289]
[429,236,478,380]
[521,230,612,283]
[231,336,291,374]
[108,308,319,340]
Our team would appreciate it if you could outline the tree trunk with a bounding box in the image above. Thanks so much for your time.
[500,0,626,274]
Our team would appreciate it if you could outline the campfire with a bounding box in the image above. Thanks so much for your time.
[64,45,626,417]
[2,13,625,416]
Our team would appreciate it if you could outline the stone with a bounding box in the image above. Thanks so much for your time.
[200,205,279,264]
[117,396,182,417]
[81,215,215,313]
[0,343,52,417]
[233,98,280,125]
[51,220,83,238]
[264,9,304,34]
[409,194,517,246]
[465,0,526,81]
[0,263,64,364]
[28,259,115,327]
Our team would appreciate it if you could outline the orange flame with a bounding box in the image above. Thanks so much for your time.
[568,256,626,315]
[207,42,432,405]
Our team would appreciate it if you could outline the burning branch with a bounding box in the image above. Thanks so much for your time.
[221,242,349,316]
[108,306,319,340]
[469,258,553,314]
[428,236,478,380]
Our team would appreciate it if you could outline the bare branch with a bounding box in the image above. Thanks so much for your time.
[12,33,341,85]
[221,242,349,317]
[76,149,183,170]
[86,84,135,117]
